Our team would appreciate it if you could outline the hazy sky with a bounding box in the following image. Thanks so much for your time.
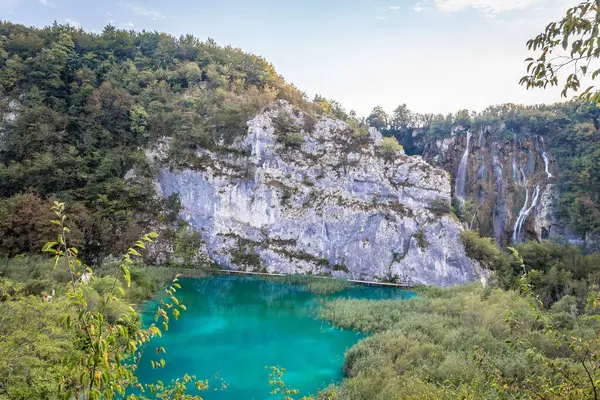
[0,0,581,116]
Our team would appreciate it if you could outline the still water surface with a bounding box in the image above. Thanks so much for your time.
[136,275,415,399]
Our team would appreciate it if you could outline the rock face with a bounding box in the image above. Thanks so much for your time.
[151,101,485,287]
[420,123,568,246]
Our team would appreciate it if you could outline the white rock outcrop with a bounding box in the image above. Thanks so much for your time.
[152,101,485,287]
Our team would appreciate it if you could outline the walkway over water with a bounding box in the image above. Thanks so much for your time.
[216,269,414,289]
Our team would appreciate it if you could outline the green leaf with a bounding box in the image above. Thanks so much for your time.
[128,248,142,257]
[121,264,131,287]
[42,241,58,252]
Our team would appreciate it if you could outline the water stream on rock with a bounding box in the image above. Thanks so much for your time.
[455,130,472,200]
[512,185,541,243]
[135,275,415,399]
[492,154,507,245]
[539,136,553,178]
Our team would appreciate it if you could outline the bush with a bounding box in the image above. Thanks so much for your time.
[278,132,305,148]
[430,197,451,215]
[380,136,404,156]
[272,109,297,135]
[461,230,509,271]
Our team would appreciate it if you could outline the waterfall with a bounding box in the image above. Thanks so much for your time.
[478,126,484,147]
[455,130,472,200]
[512,185,541,243]
[512,159,519,184]
[492,154,507,245]
[539,136,553,178]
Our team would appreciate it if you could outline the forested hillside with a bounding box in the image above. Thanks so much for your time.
[0,21,342,261]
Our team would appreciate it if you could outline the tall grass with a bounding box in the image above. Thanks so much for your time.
[316,283,563,399]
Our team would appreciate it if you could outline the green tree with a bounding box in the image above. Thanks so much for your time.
[390,103,414,131]
[42,201,205,400]
[479,248,600,400]
[366,106,389,131]
[521,0,600,103]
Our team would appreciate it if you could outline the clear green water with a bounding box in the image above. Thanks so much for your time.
[136,275,415,399]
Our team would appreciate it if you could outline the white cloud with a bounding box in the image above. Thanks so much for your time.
[121,2,166,20]
[39,0,55,6]
[64,18,81,28]
[388,5,401,10]
[413,2,431,12]
[376,16,388,19]
[121,21,135,28]
[433,0,540,14]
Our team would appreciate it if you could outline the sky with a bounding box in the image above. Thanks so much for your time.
[0,0,582,116]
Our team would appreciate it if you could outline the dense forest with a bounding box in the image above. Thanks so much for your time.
[1,20,600,400]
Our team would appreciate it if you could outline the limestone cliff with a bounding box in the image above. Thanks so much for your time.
[419,123,571,246]
[149,101,486,287]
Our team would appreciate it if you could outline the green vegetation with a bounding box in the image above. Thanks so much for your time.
[413,229,430,249]
[0,22,349,262]
[0,203,202,399]
[430,197,451,215]
[461,230,600,310]
[278,132,305,148]
[379,136,404,157]
[2,6,600,399]
[520,0,600,104]
[318,275,600,399]
[461,230,509,271]
[368,101,600,241]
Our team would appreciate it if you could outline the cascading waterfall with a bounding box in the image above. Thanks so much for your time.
[492,154,507,245]
[512,185,541,243]
[512,188,530,243]
[478,126,484,147]
[455,130,472,200]
[539,136,553,178]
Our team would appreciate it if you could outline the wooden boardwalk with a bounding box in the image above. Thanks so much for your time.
[217,269,413,289]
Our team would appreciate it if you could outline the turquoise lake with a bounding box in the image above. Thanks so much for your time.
[136,275,415,399]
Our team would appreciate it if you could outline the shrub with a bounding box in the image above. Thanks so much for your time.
[333,263,349,273]
[414,230,430,249]
[380,136,404,156]
[278,132,305,147]
[272,109,296,135]
[461,230,508,271]
[431,197,451,215]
